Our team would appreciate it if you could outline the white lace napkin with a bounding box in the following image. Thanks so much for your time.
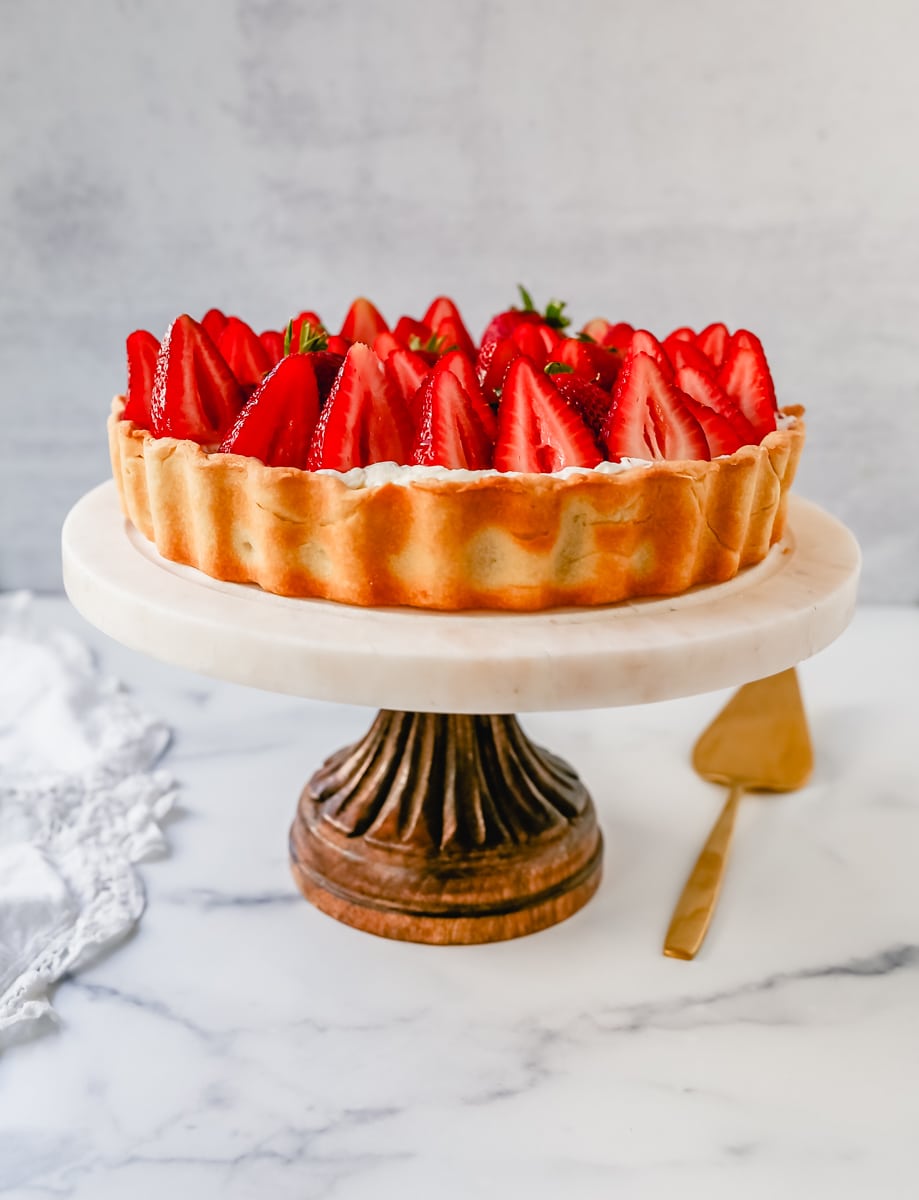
[0,592,176,1048]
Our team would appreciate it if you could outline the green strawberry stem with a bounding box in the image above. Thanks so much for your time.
[515,285,571,331]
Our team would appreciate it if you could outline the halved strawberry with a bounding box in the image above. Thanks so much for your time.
[326,334,352,357]
[679,394,745,458]
[201,308,228,341]
[550,372,612,441]
[423,296,476,359]
[629,329,674,381]
[372,330,401,361]
[218,317,273,389]
[340,298,388,345]
[437,350,497,441]
[151,315,245,444]
[219,354,320,468]
[307,343,413,470]
[481,337,523,398]
[665,326,696,345]
[718,332,777,439]
[260,330,285,362]
[123,329,161,428]
[675,365,757,443]
[412,369,493,469]
[494,358,601,473]
[386,347,431,417]
[697,323,730,368]
[581,319,634,352]
[602,352,708,462]
[666,338,718,376]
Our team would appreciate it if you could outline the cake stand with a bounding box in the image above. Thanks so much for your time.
[62,483,860,944]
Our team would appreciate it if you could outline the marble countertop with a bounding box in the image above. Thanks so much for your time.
[2,598,918,1199]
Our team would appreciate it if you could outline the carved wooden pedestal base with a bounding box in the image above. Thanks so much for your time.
[289,711,602,944]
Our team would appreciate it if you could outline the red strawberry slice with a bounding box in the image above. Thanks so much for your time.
[412,369,494,469]
[481,337,523,398]
[200,308,228,341]
[550,373,613,441]
[437,350,497,441]
[309,351,346,405]
[697,323,730,368]
[340,298,388,345]
[718,332,777,439]
[326,334,352,357]
[665,326,696,345]
[372,330,402,361]
[581,319,634,351]
[679,394,745,458]
[494,358,601,473]
[217,317,273,388]
[151,315,245,444]
[675,365,757,443]
[422,296,476,359]
[219,354,320,468]
[602,352,708,462]
[629,329,674,380]
[551,338,621,389]
[393,316,431,348]
[666,338,719,376]
[307,343,413,470]
[123,329,161,428]
[259,330,285,362]
[386,347,431,416]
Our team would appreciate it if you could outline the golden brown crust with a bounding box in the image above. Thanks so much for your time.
[109,398,805,611]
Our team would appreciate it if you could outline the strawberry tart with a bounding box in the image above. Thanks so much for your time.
[108,290,804,610]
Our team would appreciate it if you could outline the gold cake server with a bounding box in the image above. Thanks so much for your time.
[663,668,813,961]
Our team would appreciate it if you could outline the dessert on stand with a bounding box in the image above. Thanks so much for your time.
[63,293,860,943]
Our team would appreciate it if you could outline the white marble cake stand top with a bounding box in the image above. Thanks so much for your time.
[62,482,860,713]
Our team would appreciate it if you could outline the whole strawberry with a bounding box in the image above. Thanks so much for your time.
[477,286,571,381]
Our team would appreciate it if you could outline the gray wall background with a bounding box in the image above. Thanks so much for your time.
[2,0,917,601]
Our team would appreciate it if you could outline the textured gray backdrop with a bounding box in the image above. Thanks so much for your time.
[1,0,917,600]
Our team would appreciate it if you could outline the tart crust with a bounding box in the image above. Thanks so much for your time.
[108,399,805,611]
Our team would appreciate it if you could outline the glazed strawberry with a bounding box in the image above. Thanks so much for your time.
[549,370,612,441]
[386,347,431,416]
[629,330,674,381]
[697,323,730,368]
[151,315,244,444]
[219,354,320,468]
[719,332,777,439]
[412,369,493,469]
[259,330,286,362]
[437,350,497,440]
[679,395,745,458]
[340,298,388,345]
[200,308,228,341]
[602,352,708,462]
[422,296,476,359]
[218,317,273,389]
[581,319,634,352]
[675,365,757,444]
[494,358,601,473]
[307,343,413,470]
[123,330,161,428]
[478,286,570,380]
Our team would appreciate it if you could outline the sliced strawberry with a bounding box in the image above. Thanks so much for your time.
[309,351,346,405]
[412,369,493,469]
[123,330,161,428]
[201,308,228,341]
[629,329,674,381]
[260,330,286,362]
[151,315,245,444]
[665,326,696,345]
[602,352,708,462]
[666,338,719,376]
[326,334,352,357]
[307,343,413,470]
[437,350,497,441]
[697,323,730,368]
[718,333,777,440]
[675,365,757,443]
[481,337,522,398]
[581,319,634,351]
[372,330,401,360]
[340,298,388,345]
[679,394,745,458]
[550,373,613,441]
[219,354,320,468]
[217,317,273,389]
[551,338,621,389]
[423,296,476,359]
[393,315,431,348]
[494,358,601,473]
[386,347,431,417]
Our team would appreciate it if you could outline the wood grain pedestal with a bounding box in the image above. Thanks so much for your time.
[289,710,603,944]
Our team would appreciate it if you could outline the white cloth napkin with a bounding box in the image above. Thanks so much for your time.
[0,592,176,1048]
